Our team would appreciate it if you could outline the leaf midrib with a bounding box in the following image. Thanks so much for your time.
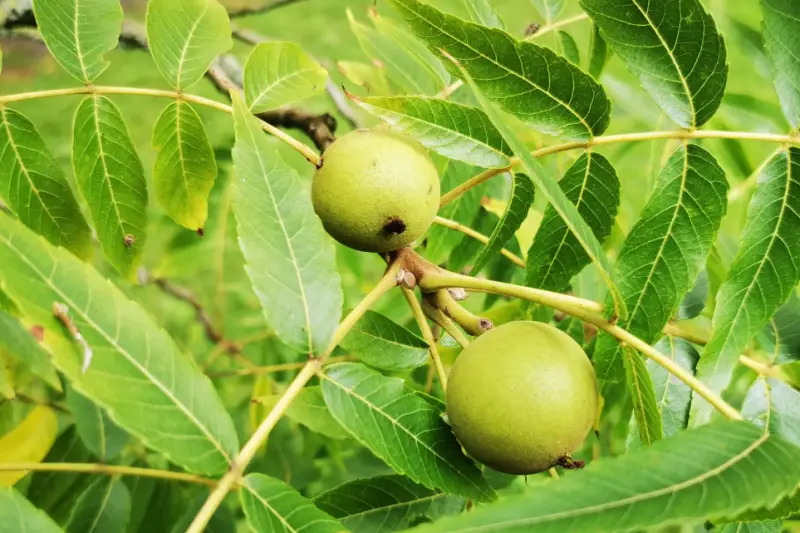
[393,0,594,135]
[322,373,490,498]
[251,65,323,110]
[334,491,447,520]
[0,233,232,465]
[243,483,300,533]
[89,96,127,246]
[475,430,769,531]
[175,2,208,89]
[630,0,696,127]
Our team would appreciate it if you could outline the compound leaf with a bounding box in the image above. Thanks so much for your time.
[389,0,611,140]
[692,148,800,426]
[0,107,92,259]
[231,92,342,356]
[152,101,217,231]
[0,215,240,476]
[244,42,328,113]
[321,362,495,502]
[240,473,344,533]
[33,0,122,83]
[525,152,619,293]
[72,95,148,277]
[146,0,232,89]
[581,0,728,128]
[407,421,800,533]
[353,96,511,168]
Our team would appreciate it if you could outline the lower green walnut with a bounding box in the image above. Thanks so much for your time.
[312,129,440,253]
[446,321,598,475]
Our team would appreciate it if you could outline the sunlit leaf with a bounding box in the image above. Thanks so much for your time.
[408,421,800,533]
[353,96,511,168]
[0,406,57,486]
[146,0,232,89]
[451,57,627,318]
[65,384,128,462]
[0,107,92,259]
[581,0,728,128]
[525,152,619,293]
[0,215,240,476]
[761,0,800,129]
[231,93,342,356]
[621,345,661,445]
[472,172,533,274]
[0,488,62,533]
[347,9,446,95]
[742,378,800,446]
[390,0,610,140]
[462,0,504,29]
[32,0,122,82]
[244,42,328,113]
[72,95,148,276]
[240,473,344,533]
[314,474,465,533]
[321,362,495,502]
[255,386,349,440]
[64,477,131,533]
[340,310,429,371]
[531,0,564,22]
[0,309,60,390]
[692,149,800,426]
[594,144,728,434]
[152,101,217,231]
[557,31,580,65]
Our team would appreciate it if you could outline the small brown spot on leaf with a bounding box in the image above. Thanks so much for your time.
[30,325,44,342]
[124,234,135,247]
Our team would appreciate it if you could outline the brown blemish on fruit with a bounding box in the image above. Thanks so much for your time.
[383,217,407,235]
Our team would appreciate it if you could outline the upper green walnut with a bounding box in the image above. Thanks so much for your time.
[312,129,440,252]
[446,321,598,475]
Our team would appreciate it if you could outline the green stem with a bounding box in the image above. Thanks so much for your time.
[0,462,217,487]
[420,270,743,421]
[403,287,449,389]
[186,261,402,533]
[0,85,321,165]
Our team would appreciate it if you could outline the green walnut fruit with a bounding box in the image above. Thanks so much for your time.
[446,321,598,475]
[312,129,440,253]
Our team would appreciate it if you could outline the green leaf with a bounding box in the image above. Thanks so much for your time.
[256,386,349,440]
[761,0,800,129]
[231,92,342,356]
[0,215,240,476]
[314,474,465,533]
[347,9,447,95]
[742,378,800,447]
[557,31,580,65]
[525,152,619,293]
[462,0,504,29]
[65,384,128,461]
[65,477,131,533]
[426,161,486,264]
[734,491,800,522]
[450,57,627,319]
[152,101,217,231]
[581,0,728,128]
[692,148,800,426]
[621,346,662,445]
[587,23,608,79]
[0,309,60,390]
[408,421,800,533]
[27,427,92,513]
[389,0,610,140]
[339,310,429,371]
[0,488,63,533]
[628,337,697,449]
[72,95,148,276]
[531,0,564,22]
[0,107,92,259]
[777,360,800,389]
[353,96,511,168]
[244,42,328,113]
[594,145,728,420]
[717,521,783,533]
[240,473,345,533]
[449,206,497,272]
[472,172,533,274]
[321,362,495,502]
[145,0,232,89]
[32,0,122,83]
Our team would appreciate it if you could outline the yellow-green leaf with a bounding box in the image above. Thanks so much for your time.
[0,406,57,486]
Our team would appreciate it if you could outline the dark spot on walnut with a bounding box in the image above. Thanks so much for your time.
[383,217,407,235]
